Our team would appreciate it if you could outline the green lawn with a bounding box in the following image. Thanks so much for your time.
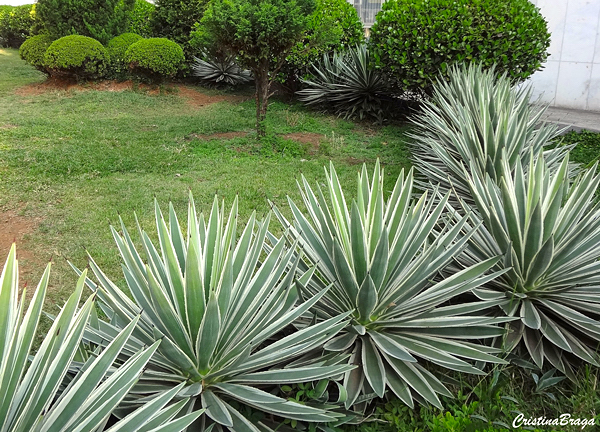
[0,48,411,310]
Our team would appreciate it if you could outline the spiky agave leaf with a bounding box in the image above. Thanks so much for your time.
[409,62,573,203]
[0,244,202,432]
[75,193,353,431]
[297,44,389,122]
[270,160,510,409]
[192,51,252,86]
[454,151,600,378]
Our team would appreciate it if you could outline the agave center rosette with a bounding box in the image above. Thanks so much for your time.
[0,244,202,432]
[270,160,510,409]
[75,193,353,431]
[409,63,572,203]
[456,151,600,377]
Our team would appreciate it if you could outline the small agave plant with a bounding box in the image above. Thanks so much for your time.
[455,152,600,378]
[297,44,389,122]
[409,63,571,202]
[270,160,510,409]
[75,193,353,431]
[0,244,202,432]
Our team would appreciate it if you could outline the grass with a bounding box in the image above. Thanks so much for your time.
[0,48,411,311]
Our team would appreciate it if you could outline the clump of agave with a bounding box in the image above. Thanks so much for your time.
[76,193,354,431]
[454,152,600,378]
[297,44,389,122]
[192,50,252,86]
[0,244,202,432]
[409,63,572,202]
[270,160,510,409]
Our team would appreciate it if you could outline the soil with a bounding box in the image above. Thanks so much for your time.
[283,132,323,153]
[14,79,245,108]
[0,208,43,286]
[191,131,249,140]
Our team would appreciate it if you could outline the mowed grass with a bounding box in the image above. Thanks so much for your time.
[0,48,411,311]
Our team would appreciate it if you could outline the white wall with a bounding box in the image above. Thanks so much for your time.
[529,0,600,111]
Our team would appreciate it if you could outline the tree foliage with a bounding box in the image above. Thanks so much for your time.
[200,0,316,136]
[35,0,135,45]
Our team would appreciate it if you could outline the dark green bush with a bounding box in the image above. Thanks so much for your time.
[279,0,364,90]
[107,32,143,76]
[150,0,207,61]
[0,4,36,48]
[368,0,550,96]
[44,35,109,80]
[128,0,154,37]
[125,37,184,82]
[19,34,53,72]
[35,0,135,45]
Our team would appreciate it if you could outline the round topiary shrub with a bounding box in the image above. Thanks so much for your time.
[44,35,109,80]
[107,32,143,76]
[19,34,53,72]
[368,0,550,96]
[125,37,184,82]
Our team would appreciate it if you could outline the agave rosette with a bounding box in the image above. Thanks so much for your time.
[76,193,353,431]
[455,152,600,377]
[409,63,571,202]
[0,244,201,432]
[297,44,388,121]
[271,161,510,409]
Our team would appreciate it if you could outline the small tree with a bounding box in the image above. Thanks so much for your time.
[36,0,134,45]
[200,0,316,136]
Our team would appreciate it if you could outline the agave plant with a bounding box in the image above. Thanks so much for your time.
[0,244,202,432]
[75,193,353,431]
[192,51,252,86]
[454,152,600,378]
[296,44,389,122]
[409,63,572,202]
[270,160,510,409]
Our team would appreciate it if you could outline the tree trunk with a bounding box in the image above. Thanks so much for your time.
[254,60,270,138]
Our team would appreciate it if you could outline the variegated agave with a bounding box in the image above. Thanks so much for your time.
[409,62,571,202]
[454,152,600,378]
[76,193,353,431]
[270,161,510,409]
[0,244,202,432]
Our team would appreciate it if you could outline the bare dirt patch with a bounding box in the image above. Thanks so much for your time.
[0,208,44,285]
[283,132,324,153]
[190,131,249,140]
[15,79,245,108]
[177,86,245,108]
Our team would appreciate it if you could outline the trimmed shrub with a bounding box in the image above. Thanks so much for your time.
[125,37,184,82]
[35,0,135,45]
[368,0,550,96]
[128,0,154,37]
[0,4,36,48]
[19,34,53,72]
[150,0,208,60]
[44,35,109,80]
[278,0,364,91]
[107,32,143,76]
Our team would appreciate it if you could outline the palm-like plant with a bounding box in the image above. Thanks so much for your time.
[270,161,510,409]
[296,44,389,121]
[0,244,202,432]
[409,63,571,202]
[455,152,600,378]
[76,193,353,431]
